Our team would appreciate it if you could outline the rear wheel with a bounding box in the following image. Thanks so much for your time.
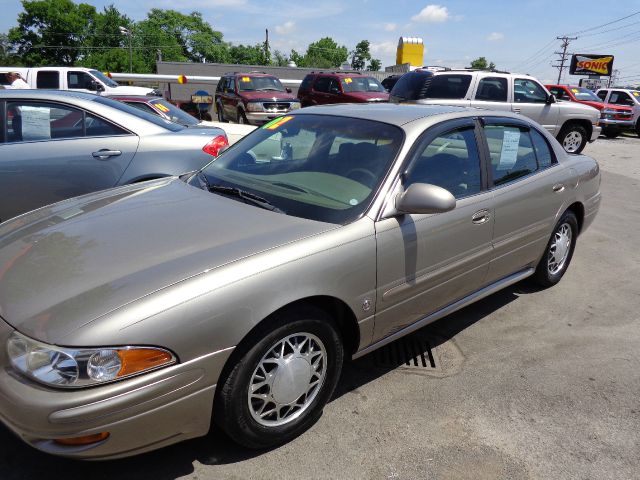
[532,210,578,287]
[214,306,343,449]
[558,123,588,154]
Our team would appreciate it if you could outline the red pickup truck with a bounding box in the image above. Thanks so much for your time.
[546,84,634,138]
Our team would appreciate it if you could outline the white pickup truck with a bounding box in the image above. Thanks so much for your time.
[0,66,155,96]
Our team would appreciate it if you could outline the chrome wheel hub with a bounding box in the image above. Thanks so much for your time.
[563,131,583,153]
[548,223,572,275]
[248,333,326,427]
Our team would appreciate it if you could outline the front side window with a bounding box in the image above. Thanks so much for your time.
[404,127,482,199]
[514,79,548,103]
[484,125,538,185]
[475,77,508,102]
[596,90,608,101]
[195,114,404,224]
[423,74,472,99]
[313,77,331,93]
[610,91,634,106]
[341,76,385,93]
[67,71,94,89]
[36,71,60,89]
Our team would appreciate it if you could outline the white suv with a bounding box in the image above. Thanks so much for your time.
[389,68,601,154]
[596,88,640,137]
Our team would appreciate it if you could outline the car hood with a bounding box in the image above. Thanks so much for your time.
[0,179,335,343]
[343,92,390,102]
[240,91,297,102]
[109,85,155,96]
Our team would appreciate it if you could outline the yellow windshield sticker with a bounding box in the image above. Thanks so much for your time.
[571,88,579,93]
[155,103,170,112]
[241,76,251,82]
[263,116,294,130]
[633,92,640,97]
[344,78,352,84]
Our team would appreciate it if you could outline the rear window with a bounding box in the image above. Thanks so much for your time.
[91,96,183,132]
[36,71,60,89]
[424,74,472,99]
[390,70,434,101]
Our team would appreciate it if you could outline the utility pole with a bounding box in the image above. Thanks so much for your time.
[264,28,270,65]
[608,69,619,88]
[553,36,577,84]
[119,26,133,73]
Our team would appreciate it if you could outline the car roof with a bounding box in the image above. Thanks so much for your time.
[0,89,100,101]
[107,95,159,101]
[294,103,474,126]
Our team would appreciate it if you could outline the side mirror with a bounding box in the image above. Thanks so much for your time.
[286,87,292,93]
[395,183,456,215]
[546,93,556,104]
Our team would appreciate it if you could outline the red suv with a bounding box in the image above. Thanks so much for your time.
[297,72,389,107]
[215,72,300,125]
[546,84,634,138]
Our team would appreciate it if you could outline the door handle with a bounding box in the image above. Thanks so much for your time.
[92,149,122,159]
[472,210,490,224]
[552,183,565,193]
[513,108,521,114]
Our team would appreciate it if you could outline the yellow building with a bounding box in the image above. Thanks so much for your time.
[396,37,424,67]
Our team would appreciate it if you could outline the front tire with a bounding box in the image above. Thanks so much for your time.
[532,211,578,287]
[214,306,343,449]
[216,103,227,122]
[238,109,249,125]
[558,123,588,154]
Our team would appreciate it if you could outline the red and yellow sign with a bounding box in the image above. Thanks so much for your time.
[570,54,614,76]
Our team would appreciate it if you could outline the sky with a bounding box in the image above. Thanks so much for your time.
[2,0,640,85]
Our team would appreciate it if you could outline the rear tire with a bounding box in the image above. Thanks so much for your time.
[532,211,578,287]
[558,123,588,154]
[214,306,343,449]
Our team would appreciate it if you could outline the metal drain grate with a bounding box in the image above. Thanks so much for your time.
[373,336,436,369]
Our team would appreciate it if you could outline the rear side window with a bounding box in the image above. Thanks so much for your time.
[424,74,472,99]
[530,129,555,169]
[300,75,315,91]
[484,125,538,186]
[390,70,434,100]
[475,77,508,102]
[36,71,60,89]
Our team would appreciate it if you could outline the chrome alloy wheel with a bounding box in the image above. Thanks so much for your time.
[548,223,572,275]
[563,131,583,153]
[248,333,327,427]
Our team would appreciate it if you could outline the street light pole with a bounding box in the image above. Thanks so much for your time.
[119,26,133,73]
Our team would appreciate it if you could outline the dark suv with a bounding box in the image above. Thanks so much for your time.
[297,72,389,107]
[215,72,301,125]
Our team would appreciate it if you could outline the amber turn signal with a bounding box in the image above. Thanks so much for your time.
[54,432,110,446]
[117,349,174,378]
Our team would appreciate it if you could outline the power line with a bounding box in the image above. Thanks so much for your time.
[553,36,577,84]
[578,20,640,38]
[565,10,640,36]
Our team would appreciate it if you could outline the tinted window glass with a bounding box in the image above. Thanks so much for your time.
[475,77,508,102]
[597,90,607,101]
[197,114,404,224]
[405,127,482,199]
[530,129,554,169]
[514,79,548,103]
[6,101,83,141]
[91,96,183,132]
[314,77,331,93]
[424,74,472,99]
[85,114,127,136]
[300,75,314,91]
[149,98,199,126]
[341,76,385,93]
[67,71,94,89]
[484,125,537,185]
[327,78,341,94]
[125,102,157,115]
[36,71,60,89]
[390,70,434,100]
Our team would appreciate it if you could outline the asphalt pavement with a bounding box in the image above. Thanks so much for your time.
[0,134,638,480]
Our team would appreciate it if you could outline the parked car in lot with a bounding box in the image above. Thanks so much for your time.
[546,84,634,138]
[390,68,601,154]
[381,74,402,92]
[109,95,256,144]
[595,88,640,137]
[214,71,301,125]
[0,103,600,459]
[0,90,228,222]
[297,71,389,106]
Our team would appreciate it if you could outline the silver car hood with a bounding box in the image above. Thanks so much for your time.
[0,179,335,343]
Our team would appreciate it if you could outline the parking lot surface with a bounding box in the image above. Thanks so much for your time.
[0,135,638,480]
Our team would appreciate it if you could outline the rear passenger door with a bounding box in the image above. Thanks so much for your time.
[478,117,571,284]
[470,75,510,112]
[0,100,138,222]
[374,118,494,341]
[421,74,474,107]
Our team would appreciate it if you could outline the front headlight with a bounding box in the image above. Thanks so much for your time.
[6,331,175,388]
[289,101,301,110]
[246,102,264,112]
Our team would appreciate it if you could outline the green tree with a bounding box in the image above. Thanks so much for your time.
[228,43,267,65]
[8,0,98,66]
[271,50,289,67]
[0,33,19,65]
[304,37,348,68]
[367,58,382,71]
[350,40,371,71]
[469,56,496,71]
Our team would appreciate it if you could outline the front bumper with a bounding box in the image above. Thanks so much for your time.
[589,125,602,142]
[0,320,234,460]
[245,110,292,125]
[599,118,635,128]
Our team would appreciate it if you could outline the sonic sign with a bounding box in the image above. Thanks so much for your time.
[570,54,614,76]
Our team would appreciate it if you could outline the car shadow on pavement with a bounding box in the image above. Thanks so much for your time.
[0,282,538,480]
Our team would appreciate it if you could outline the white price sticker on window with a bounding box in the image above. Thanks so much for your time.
[20,106,51,141]
[497,130,520,171]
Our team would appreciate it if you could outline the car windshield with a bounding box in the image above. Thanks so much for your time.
[195,114,404,224]
[89,70,119,88]
[92,96,184,132]
[150,98,200,126]
[341,76,386,93]
[238,76,285,92]
[572,87,600,102]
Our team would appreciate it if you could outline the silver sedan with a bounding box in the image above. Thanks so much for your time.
[0,90,228,222]
[0,104,600,459]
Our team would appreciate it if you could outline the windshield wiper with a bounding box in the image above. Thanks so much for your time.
[209,184,285,213]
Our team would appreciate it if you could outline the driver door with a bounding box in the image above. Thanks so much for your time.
[373,118,494,341]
